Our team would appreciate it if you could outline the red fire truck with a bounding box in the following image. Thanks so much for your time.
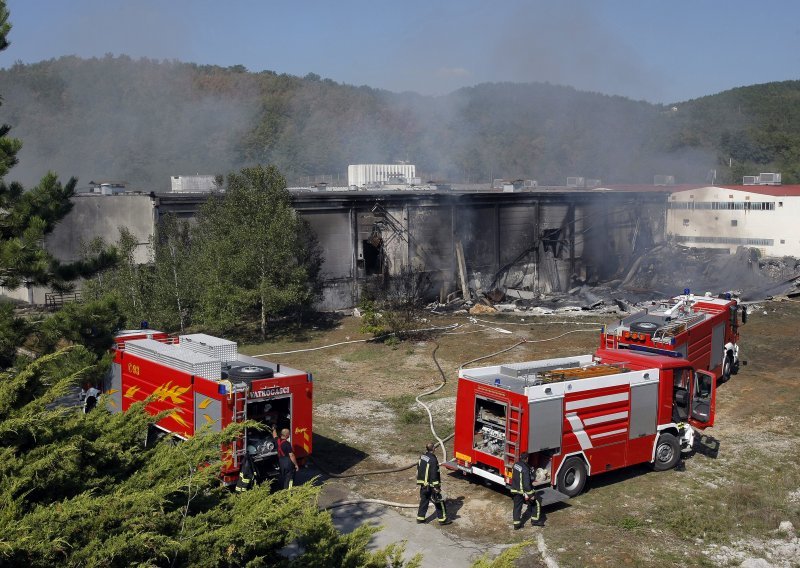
[447,351,716,502]
[600,290,746,382]
[105,330,313,485]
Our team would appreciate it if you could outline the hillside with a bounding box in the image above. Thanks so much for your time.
[0,56,797,188]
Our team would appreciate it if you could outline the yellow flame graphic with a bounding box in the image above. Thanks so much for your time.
[169,411,190,429]
[198,397,213,409]
[124,385,140,399]
[153,381,191,404]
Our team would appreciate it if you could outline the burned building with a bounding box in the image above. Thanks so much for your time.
[8,186,668,309]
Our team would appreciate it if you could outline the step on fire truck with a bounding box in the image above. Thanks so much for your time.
[105,330,313,485]
[601,290,746,382]
[446,351,716,504]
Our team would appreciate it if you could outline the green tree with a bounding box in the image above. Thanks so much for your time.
[151,213,194,333]
[193,165,321,339]
[0,345,420,567]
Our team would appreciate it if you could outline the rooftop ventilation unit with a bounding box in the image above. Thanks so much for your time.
[585,178,602,188]
[524,179,538,188]
[757,173,781,185]
[566,177,585,188]
[743,176,758,185]
[654,175,675,186]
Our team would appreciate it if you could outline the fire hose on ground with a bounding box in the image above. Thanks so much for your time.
[270,322,596,510]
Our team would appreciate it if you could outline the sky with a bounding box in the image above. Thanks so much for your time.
[3,0,800,104]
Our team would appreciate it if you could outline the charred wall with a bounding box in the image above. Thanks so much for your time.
[289,190,668,310]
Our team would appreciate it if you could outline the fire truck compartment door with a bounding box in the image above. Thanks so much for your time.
[194,392,222,433]
[105,362,122,413]
[628,382,658,439]
[711,323,724,368]
[527,397,563,453]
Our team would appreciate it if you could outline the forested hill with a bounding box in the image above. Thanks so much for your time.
[1,55,798,188]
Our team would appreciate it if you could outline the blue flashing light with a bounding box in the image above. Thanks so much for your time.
[683,288,690,296]
[725,292,732,300]
[140,320,149,329]
[218,383,227,395]
[494,378,501,387]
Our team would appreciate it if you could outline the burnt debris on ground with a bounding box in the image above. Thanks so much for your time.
[428,244,800,315]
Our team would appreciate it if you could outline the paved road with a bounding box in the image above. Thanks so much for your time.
[323,485,509,567]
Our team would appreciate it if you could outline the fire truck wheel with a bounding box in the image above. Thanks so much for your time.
[630,321,659,335]
[228,365,275,380]
[721,354,733,382]
[556,456,587,498]
[653,433,680,471]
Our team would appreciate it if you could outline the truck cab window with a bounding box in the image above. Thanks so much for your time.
[672,369,691,422]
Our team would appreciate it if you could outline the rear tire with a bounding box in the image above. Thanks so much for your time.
[556,456,587,497]
[653,433,680,471]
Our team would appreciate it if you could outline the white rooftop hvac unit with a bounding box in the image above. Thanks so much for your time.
[566,177,585,188]
[585,178,602,188]
[757,173,781,185]
[654,175,675,186]
[743,176,758,185]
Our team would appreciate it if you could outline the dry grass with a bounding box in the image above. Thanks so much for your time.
[240,304,800,567]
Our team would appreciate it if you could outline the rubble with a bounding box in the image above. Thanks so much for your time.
[426,245,799,317]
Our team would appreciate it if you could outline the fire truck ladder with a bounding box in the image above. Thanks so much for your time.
[230,383,249,469]
[652,312,705,341]
[504,404,523,473]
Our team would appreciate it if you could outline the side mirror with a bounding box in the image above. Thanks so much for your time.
[741,306,748,324]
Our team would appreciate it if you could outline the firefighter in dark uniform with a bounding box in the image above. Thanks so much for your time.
[416,442,450,525]
[235,452,256,492]
[511,452,544,528]
[274,426,299,489]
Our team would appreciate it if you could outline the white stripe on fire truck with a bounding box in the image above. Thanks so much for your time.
[565,392,629,412]
[583,411,629,426]
[591,428,627,440]
[565,413,593,450]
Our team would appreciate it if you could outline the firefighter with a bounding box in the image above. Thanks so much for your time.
[416,442,450,525]
[274,426,299,489]
[79,382,101,414]
[235,452,256,492]
[511,452,544,528]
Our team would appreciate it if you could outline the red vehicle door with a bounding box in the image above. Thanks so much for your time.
[688,369,716,429]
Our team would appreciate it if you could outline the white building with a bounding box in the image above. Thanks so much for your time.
[170,175,221,193]
[347,164,416,188]
[666,184,800,257]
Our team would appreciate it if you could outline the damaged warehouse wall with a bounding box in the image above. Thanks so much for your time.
[292,190,668,310]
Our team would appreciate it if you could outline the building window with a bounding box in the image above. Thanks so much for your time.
[731,220,738,227]
[683,219,690,227]
[779,202,783,207]
[781,239,785,244]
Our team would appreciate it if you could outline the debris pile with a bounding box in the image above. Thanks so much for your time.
[428,245,800,315]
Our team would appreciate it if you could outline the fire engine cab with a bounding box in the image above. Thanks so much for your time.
[601,290,746,382]
[106,330,312,485]
[447,351,716,503]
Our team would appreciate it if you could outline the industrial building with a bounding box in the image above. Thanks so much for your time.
[3,184,667,309]
[665,181,800,257]
[15,175,800,309]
